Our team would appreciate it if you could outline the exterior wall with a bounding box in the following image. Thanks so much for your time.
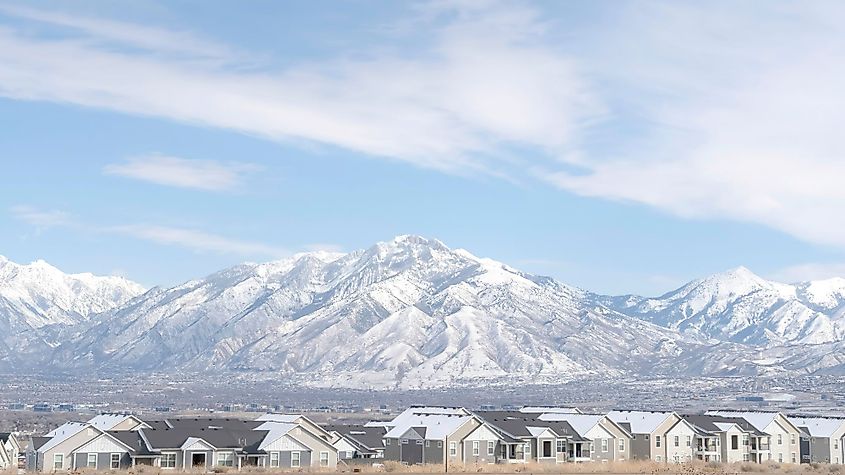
[423,440,443,465]
[73,452,131,470]
[288,426,338,468]
[766,417,800,464]
[446,418,481,464]
[41,428,99,471]
[384,438,401,461]
[462,425,499,465]
[630,433,650,460]
[110,419,142,432]
[652,414,682,462]
[665,422,696,463]
[276,450,311,468]
[585,424,618,462]
[720,427,750,463]
[811,438,831,464]
[832,437,843,465]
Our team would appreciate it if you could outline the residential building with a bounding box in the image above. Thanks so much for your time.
[475,411,587,464]
[683,415,767,463]
[536,413,633,462]
[0,433,20,469]
[789,416,845,464]
[382,406,484,465]
[708,411,802,464]
[323,424,386,459]
[607,411,685,462]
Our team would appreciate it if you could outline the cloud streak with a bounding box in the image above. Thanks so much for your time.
[103,155,259,191]
[9,206,289,258]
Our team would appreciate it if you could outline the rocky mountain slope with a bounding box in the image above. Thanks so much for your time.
[4,237,845,386]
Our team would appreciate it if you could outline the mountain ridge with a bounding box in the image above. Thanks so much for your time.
[3,237,845,387]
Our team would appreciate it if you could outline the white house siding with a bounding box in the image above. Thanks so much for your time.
[665,422,695,463]
[287,427,338,468]
[41,428,99,472]
[766,417,800,465]
[721,426,750,463]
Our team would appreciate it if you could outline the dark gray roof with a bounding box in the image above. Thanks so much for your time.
[474,411,587,442]
[682,415,766,437]
[140,427,268,453]
[0,433,10,443]
[322,425,385,452]
[142,417,263,431]
[107,431,149,455]
[30,437,50,451]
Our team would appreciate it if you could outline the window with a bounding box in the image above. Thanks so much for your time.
[731,435,739,450]
[778,453,783,463]
[686,436,691,447]
[791,434,796,445]
[401,439,408,445]
[656,455,662,462]
[778,434,783,445]
[450,441,457,456]
[160,453,176,469]
[416,440,423,445]
[218,452,234,467]
[656,436,661,448]
[385,438,391,445]
[557,440,566,454]
[645,435,650,440]
[437,441,442,448]
[743,454,749,462]
[488,441,495,456]
[523,443,530,458]
[602,439,608,452]
[87,453,97,468]
[53,454,63,470]
[291,452,301,468]
[674,436,680,447]
[270,452,279,468]
[742,435,749,446]
[618,439,625,451]
[835,440,839,450]
[111,454,121,469]
[473,441,480,456]
[791,453,796,463]
[425,441,430,447]
[320,451,329,467]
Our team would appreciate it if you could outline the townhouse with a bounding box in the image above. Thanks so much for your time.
[323,424,386,459]
[683,414,768,463]
[536,413,632,462]
[707,411,802,464]
[607,411,685,462]
[382,407,484,465]
[27,413,337,472]
[0,432,20,469]
[788,416,845,464]
[474,410,589,463]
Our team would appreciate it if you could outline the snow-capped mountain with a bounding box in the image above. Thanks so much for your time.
[602,266,845,346]
[0,255,145,369]
[52,236,692,388]
[6,237,845,386]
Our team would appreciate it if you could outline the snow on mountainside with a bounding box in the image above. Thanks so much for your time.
[601,266,845,346]
[53,236,692,388]
[0,255,145,369]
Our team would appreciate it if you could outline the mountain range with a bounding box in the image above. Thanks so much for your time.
[3,236,845,388]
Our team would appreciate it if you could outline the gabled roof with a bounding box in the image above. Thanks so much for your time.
[705,411,780,433]
[607,411,675,434]
[0,433,11,443]
[87,414,146,431]
[139,427,267,451]
[322,425,386,452]
[145,417,262,431]
[537,413,626,438]
[519,406,582,414]
[788,417,845,438]
[30,437,50,451]
[108,431,157,456]
[39,422,94,453]
[383,413,473,440]
[474,411,586,442]
[682,414,765,436]
[255,421,297,451]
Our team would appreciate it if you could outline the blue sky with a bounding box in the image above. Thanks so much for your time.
[2,0,845,295]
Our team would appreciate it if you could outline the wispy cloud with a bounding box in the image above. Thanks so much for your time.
[0,2,598,175]
[10,205,72,229]
[107,224,288,257]
[9,205,288,258]
[103,154,259,191]
[769,262,845,284]
[540,1,845,248]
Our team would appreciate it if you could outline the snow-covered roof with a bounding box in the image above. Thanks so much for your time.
[256,413,300,423]
[789,417,845,438]
[537,414,603,437]
[40,422,92,453]
[384,413,473,440]
[256,421,298,450]
[87,414,138,431]
[520,406,581,414]
[607,411,674,434]
[706,411,778,432]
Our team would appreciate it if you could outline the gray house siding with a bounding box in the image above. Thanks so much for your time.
[810,439,831,464]
[384,439,401,461]
[73,452,131,470]
[423,442,443,464]
[463,440,496,464]
[592,438,615,462]
[631,434,650,460]
[277,450,312,468]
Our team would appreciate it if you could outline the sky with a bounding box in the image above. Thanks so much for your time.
[2,0,845,295]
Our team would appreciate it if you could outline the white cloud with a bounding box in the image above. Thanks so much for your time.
[9,205,72,228]
[107,224,289,257]
[9,205,288,258]
[103,154,259,191]
[0,2,598,175]
[540,1,845,248]
[769,263,845,284]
